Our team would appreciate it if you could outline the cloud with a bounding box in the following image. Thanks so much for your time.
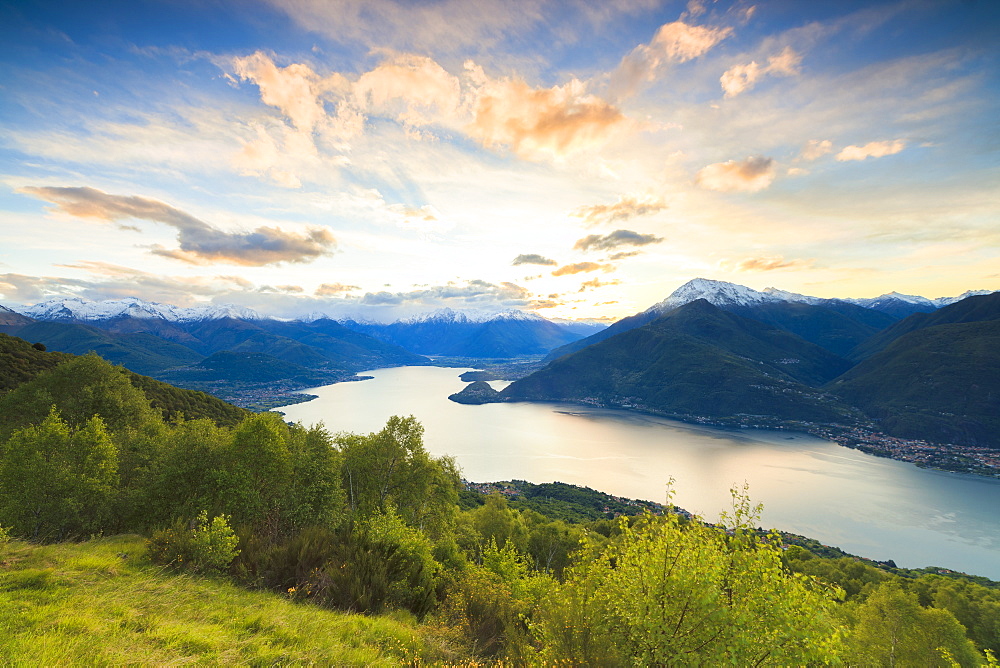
[695,156,776,193]
[465,65,629,161]
[232,51,349,135]
[512,254,557,266]
[355,54,461,130]
[720,46,801,98]
[0,262,254,306]
[609,251,641,260]
[836,139,906,161]
[571,194,667,227]
[611,21,733,98]
[573,229,663,252]
[721,256,814,272]
[578,278,622,292]
[315,282,360,296]
[19,186,335,266]
[360,279,531,307]
[552,262,615,276]
[800,139,833,161]
[527,299,561,310]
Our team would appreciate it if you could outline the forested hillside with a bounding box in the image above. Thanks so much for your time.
[498,300,859,424]
[1,353,997,664]
[0,334,247,427]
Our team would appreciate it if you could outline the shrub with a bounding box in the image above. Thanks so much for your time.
[148,511,239,574]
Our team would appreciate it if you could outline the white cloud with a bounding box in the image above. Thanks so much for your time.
[720,46,802,97]
[836,139,906,161]
[800,139,833,161]
[612,21,733,98]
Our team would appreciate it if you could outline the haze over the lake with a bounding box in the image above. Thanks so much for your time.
[2,0,999,320]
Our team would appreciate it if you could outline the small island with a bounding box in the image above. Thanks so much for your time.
[448,380,502,404]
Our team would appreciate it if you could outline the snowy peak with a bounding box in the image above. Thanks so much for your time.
[19,297,264,323]
[845,292,936,309]
[645,279,997,317]
[399,307,544,325]
[932,290,994,307]
[646,278,785,314]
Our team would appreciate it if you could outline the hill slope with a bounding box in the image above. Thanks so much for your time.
[828,319,1000,447]
[498,300,857,423]
[0,336,247,428]
[0,535,434,665]
[848,292,1000,361]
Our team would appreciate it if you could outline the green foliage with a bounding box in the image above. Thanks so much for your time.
[431,543,553,660]
[148,511,240,574]
[0,535,436,665]
[0,353,159,438]
[127,373,248,427]
[219,412,293,530]
[468,494,528,554]
[299,511,441,617]
[0,410,118,541]
[339,415,459,538]
[843,582,983,666]
[0,332,70,394]
[535,491,845,665]
[282,422,346,532]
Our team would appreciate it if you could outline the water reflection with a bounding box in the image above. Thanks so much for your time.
[277,366,1000,579]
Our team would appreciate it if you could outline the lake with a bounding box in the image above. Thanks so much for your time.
[277,366,1000,580]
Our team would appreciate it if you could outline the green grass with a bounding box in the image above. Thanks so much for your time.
[0,535,438,665]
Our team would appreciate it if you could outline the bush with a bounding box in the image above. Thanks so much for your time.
[300,511,440,617]
[148,511,239,574]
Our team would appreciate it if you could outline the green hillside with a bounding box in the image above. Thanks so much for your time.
[11,321,203,376]
[828,319,1000,447]
[0,535,434,665]
[0,340,247,431]
[501,300,857,424]
[0,333,72,393]
[0,357,996,664]
[159,350,345,385]
[728,301,895,357]
[848,292,1000,361]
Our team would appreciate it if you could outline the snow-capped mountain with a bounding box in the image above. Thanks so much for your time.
[18,297,264,323]
[645,279,994,316]
[399,307,545,325]
[644,278,818,315]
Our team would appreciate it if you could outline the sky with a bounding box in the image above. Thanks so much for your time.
[1,0,998,322]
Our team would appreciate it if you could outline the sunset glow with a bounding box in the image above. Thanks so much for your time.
[2,0,998,320]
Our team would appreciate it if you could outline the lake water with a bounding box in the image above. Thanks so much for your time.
[277,366,1000,580]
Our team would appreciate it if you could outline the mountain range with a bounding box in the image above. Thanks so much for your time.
[3,279,997,447]
[0,298,603,404]
[452,279,999,448]
[338,308,604,358]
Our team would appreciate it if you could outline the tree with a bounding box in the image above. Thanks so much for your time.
[338,416,458,537]
[147,418,231,527]
[536,490,845,665]
[219,412,292,531]
[283,422,346,531]
[0,354,158,438]
[0,409,118,540]
[845,582,983,667]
